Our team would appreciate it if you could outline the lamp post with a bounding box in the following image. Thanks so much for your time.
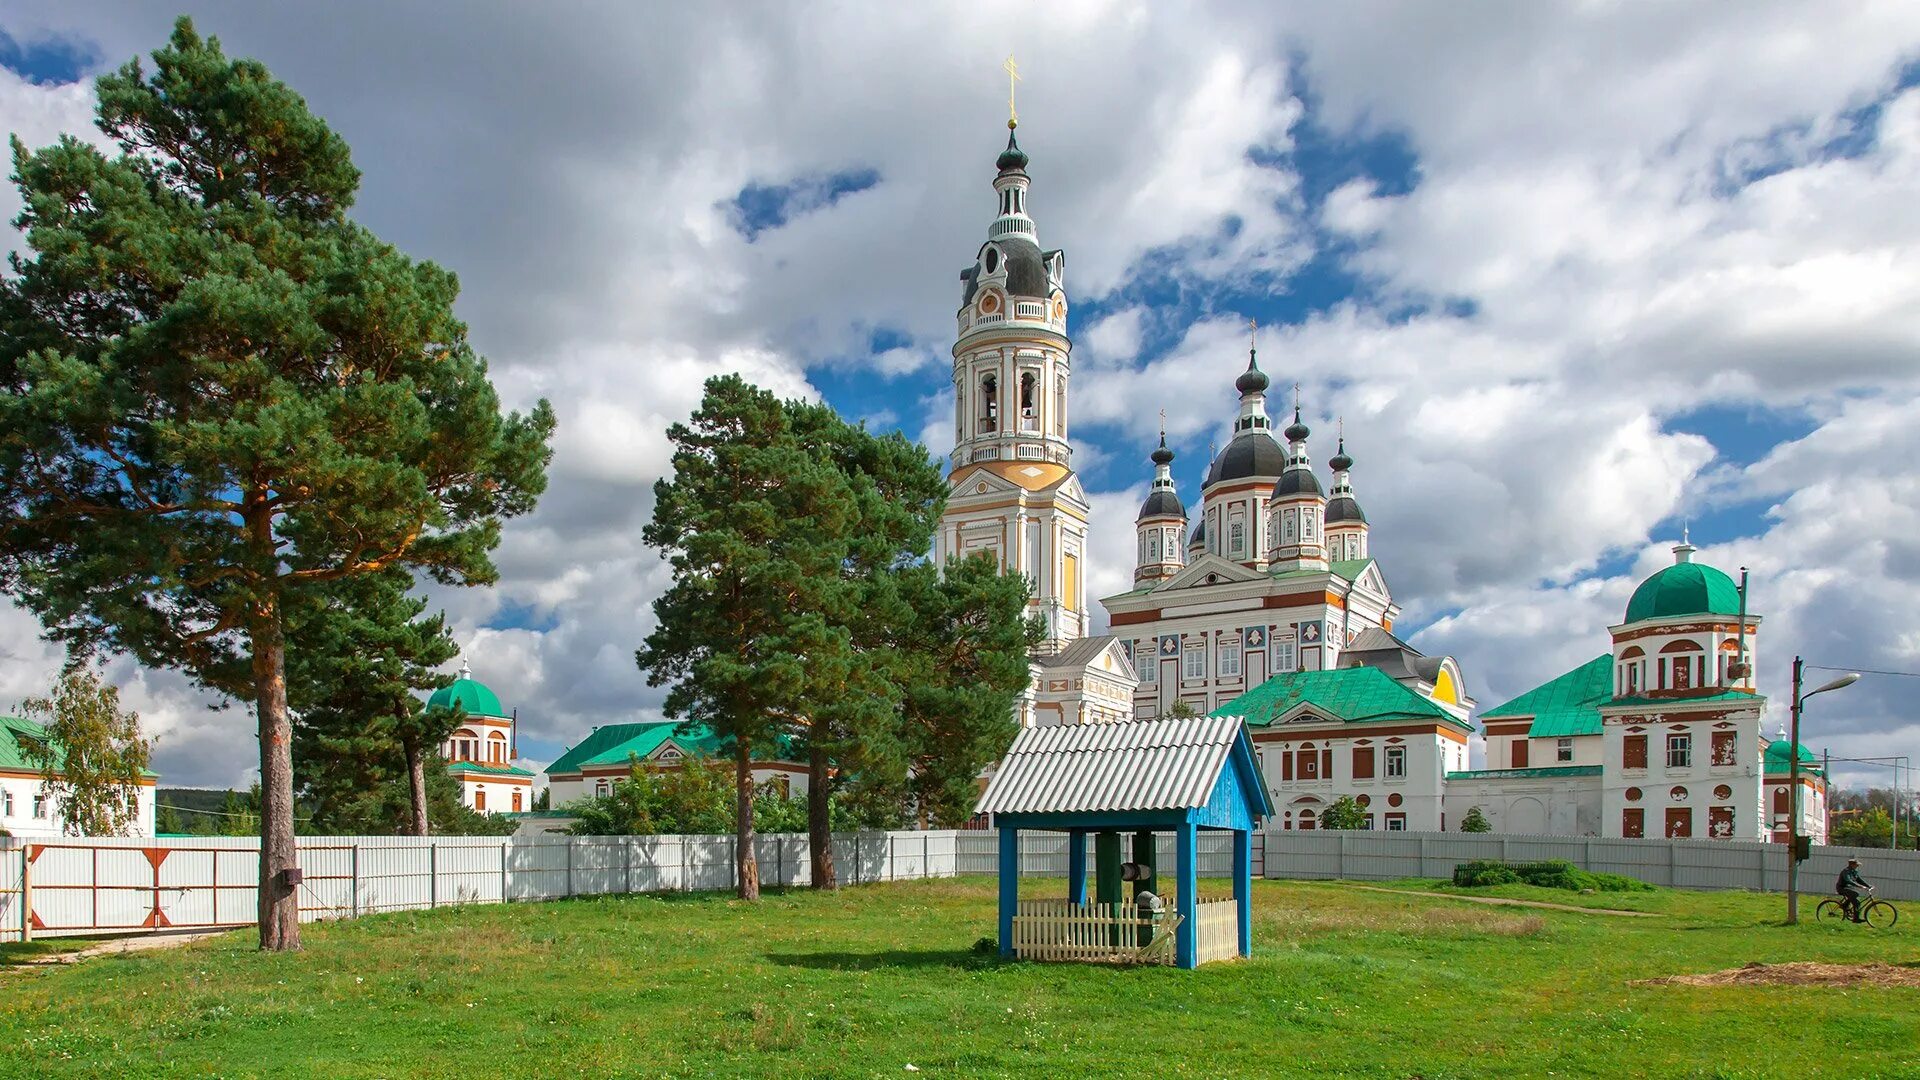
[1785,657,1860,924]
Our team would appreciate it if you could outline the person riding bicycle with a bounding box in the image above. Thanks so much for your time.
[1836,859,1871,923]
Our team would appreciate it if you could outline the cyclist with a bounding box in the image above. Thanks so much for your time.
[1836,858,1871,923]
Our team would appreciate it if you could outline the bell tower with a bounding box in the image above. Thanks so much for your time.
[933,115,1088,649]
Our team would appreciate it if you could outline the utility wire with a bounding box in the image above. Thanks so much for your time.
[1807,664,1920,679]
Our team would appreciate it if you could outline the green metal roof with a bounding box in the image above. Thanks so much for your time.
[1624,560,1743,623]
[545,721,797,776]
[1210,666,1468,731]
[445,761,535,778]
[1446,765,1604,780]
[1481,654,1612,738]
[427,676,506,719]
[1764,740,1821,776]
[1,715,158,778]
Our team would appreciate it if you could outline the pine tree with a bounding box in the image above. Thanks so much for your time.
[20,667,152,836]
[1460,806,1493,833]
[0,20,553,949]
[286,571,462,837]
[637,375,858,900]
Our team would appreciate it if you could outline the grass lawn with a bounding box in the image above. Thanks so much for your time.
[1,877,1914,1079]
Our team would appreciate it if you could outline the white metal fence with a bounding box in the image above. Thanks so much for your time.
[0,830,958,942]
[952,829,1920,901]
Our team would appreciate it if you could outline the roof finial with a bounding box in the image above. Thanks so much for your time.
[1004,55,1020,129]
[1158,408,1166,443]
[458,657,471,680]
[1293,382,1302,421]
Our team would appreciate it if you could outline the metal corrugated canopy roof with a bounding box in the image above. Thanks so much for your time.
[975,716,1243,816]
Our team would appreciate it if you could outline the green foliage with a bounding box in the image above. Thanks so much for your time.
[19,667,151,836]
[1829,808,1920,849]
[1165,700,1200,719]
[562,757,901,837]
[0,19,552,942]
[1459,806,1493,833]
[1452,858,1654,892]
[1319,794,1371,831]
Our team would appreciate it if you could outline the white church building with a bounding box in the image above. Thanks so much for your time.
[937,117,1821,843]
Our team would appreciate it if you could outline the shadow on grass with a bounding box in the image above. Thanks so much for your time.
[764,946,1004,972]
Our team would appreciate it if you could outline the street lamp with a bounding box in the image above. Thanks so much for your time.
[1785,658,1859,924]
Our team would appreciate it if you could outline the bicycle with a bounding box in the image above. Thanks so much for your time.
[1815,889,1899,929]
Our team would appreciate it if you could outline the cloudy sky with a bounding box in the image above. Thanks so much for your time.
[2,2,1917,793]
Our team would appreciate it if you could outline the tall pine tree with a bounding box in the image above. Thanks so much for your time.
[0,20,553,949]
[637,375,857,900]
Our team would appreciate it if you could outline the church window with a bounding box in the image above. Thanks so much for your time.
[1283,511,1295,541]
[979,374,998,432]
[1019,372,1038,420]
[1148,533,1161,559]
[1385,746,1407,779]
[1710,730,1738,767]
[1273,640,1297,673]
[1556,737,1574,763]
[34,792,47,818]
[1667,733,1692,769]
[984,246,999,273]
[595,779,611,798]
[1623,734,1648,770]
[1183,644,1206,681]
[1139,642,1156,683]
[1054,376,1066,435]
[475,789,487,812]
[1385,813,1407,831]
[1219,640,1241,678]
[1303,510,1315,541]
[1,791,11,817]
[1228,520,1245,555]
[513,791,523,812]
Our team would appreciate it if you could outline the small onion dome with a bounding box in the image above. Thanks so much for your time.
[1325,495,1366,524]
[1203,430,1287,486]
[1283,407,1311,443]
[997,127,1029,172]
[1328,438,1353,473]
[1273,468,1324,498]
[1138,489,1187,521]
[1764,740,1821,774]
[427,667,506,718]
[1624,560,1742,623]
[1150,438,1175,467]
[1188,518,1208,548]
[1235,351,1270,395]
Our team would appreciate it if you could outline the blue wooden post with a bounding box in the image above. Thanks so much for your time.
[1233,828,1252,957]
[998,825,1019,958]
[1066,830,1088,905]
[1175,822,1198,969]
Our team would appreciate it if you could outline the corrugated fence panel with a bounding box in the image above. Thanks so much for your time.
[0,831,965,942]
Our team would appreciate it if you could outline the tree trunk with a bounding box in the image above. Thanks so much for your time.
[403,735,430,838]
[808,740,836,890]
[735,737,760,900]
[248,599,302,952]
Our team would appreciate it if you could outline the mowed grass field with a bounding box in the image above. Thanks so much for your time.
[1,877,1914,1079]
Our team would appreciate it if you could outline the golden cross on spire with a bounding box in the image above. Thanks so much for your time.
[1159,408,1167,439]
[1004,55,1021,127]
[1293,382,1302,411]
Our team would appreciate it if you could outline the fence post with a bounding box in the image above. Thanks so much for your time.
[19,847,29,944]
[429,843,438,909]
[924,833,930,880]
[855,834,864,885]
[1500,836,1510,864]
[350,844,360,918]
[623,838,632,896]
[1338,831,1348,879]
[1668,836,1678,887]
[1583,837,1593,872]
[565,839,575,898]
[501,842,510,905]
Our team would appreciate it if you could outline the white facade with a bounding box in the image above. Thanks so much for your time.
[0,772,156,839]
[1255,725,1466,832]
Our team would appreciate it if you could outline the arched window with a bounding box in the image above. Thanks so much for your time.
[488,733,508,763]
[979,374,998,432]
[1054,375,1067,435]
[512,790,523,812]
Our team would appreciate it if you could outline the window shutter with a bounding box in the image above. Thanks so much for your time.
[1512,739,1529,768]
[1352,747,1375,780]
[1623,734,1648,770]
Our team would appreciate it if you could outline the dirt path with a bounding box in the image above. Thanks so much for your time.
[1638,961,1920,988]
[7,930,230,968]
[1344,883,1663,917]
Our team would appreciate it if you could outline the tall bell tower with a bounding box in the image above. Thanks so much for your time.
[932,114,1089,649]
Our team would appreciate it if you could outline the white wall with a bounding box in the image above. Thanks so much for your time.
[0,776,154,839]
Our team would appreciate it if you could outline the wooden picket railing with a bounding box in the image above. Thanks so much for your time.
[1009,899,1181,965]
[1194,898,1239,965]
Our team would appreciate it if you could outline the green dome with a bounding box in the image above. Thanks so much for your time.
[1624,559,1742,623]
[1764,740,1818,771]
[427,664,506,718]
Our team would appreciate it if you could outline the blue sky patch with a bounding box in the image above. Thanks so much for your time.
[726,167,880,241]
[0,27,97,86]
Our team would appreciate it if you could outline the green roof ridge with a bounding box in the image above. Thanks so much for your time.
[1210,666,1466,730]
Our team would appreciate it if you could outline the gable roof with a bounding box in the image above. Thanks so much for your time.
[1210,666,1468,732]
[975,716,1269,817]
[544,721,790,776]
[1037,634,1130,673]
[446,761,536,778]
[1480,654,1613,738]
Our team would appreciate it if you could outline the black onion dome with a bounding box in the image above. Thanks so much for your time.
[997,127,1029,172]
[1324,496,1366,524]
[1273,468,1324,498]
[1283,408,1311,443]
[1203,431,1287,487]
[1150,435,1174,466]
[1235,352,1270,395]
[960,237,1055,305]
[1329,438,1353,473]
[1138,489,1187,522]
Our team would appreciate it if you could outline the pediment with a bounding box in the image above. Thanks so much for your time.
[1154,554,1266,593]
[949,466,1026,497]
[1352,561,1389,600]
[1059,474,1087,504]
